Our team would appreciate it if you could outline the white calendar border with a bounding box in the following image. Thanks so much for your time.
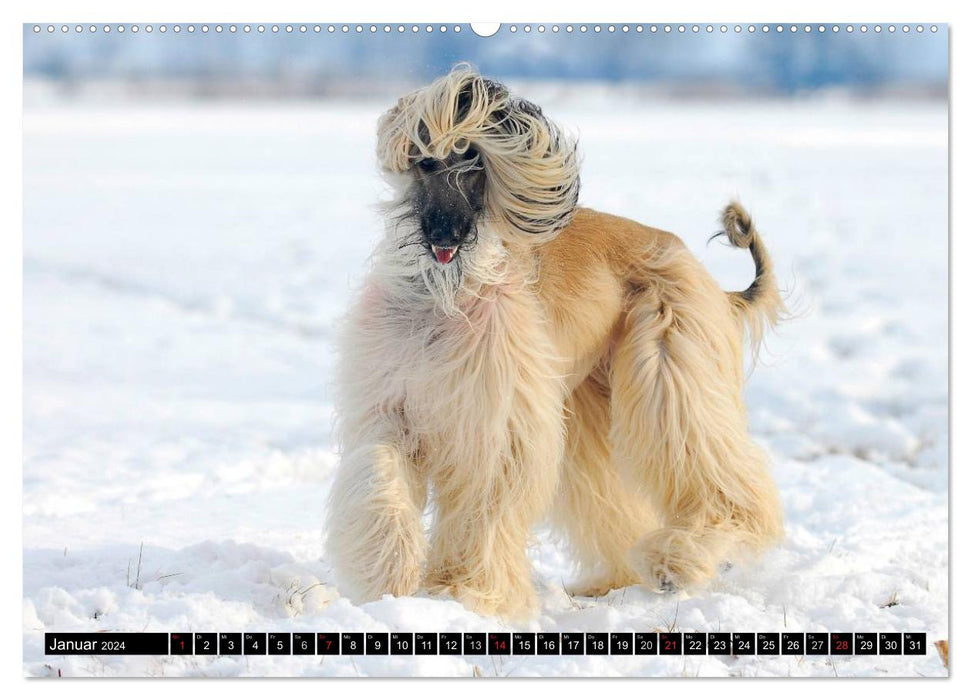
[4,0,962,697]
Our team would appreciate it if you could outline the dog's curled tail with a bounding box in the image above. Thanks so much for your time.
[717,201,785,358]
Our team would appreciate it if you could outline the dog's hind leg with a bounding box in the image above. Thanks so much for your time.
[552,367,657,598]
[610,245,783,591]
[326,437,427,602]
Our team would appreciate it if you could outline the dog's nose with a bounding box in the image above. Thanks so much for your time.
[422,213,470,247]
[427,231,463,248]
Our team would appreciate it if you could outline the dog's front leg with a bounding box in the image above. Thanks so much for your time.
[326,437,428,603]
[423,375,565,621]
[424,454,554,620]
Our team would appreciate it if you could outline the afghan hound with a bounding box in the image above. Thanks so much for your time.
[326,65,784,620]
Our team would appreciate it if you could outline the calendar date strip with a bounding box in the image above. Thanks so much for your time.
[45,631,927,656]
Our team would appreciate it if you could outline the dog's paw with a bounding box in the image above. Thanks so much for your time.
[642,567,691,594]
[656,576,678,594]
[565,571,640,598]
[630,528,719,594]
[424,580,464,605]
[566,580,614,599]
[425,574,537,621]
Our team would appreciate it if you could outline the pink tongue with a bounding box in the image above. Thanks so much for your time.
[435,247,456,264]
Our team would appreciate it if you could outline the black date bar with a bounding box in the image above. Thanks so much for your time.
[46,633,169,655]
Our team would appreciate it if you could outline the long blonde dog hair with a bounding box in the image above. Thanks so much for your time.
[377,64,580,240]
[327,65,785,621]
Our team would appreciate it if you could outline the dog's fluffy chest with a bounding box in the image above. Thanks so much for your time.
[356,275,562,439]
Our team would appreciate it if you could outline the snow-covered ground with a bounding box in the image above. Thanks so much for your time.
[22,93,948,677]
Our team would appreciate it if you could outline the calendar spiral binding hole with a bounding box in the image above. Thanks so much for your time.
[31,24,940,36]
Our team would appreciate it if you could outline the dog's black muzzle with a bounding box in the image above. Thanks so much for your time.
[419,204,476,264]
[412,155,486,264]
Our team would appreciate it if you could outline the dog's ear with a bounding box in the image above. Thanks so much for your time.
[456,78,508,122]
[481,93,581,239]
[376,97,407,173]
[509,97,543,121]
